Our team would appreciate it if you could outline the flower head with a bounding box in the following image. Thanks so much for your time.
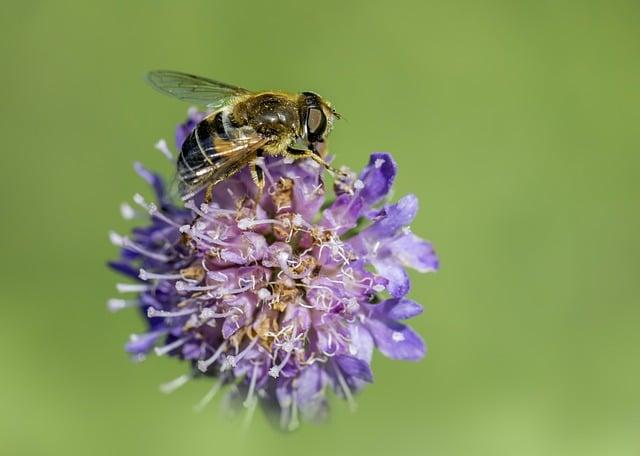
[109,112,438,430]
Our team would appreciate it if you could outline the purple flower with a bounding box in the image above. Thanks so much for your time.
[109,113,439,430]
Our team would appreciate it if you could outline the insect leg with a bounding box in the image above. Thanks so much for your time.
[205,183,215,204]
[250,161,265,201]
[286,147,348,178]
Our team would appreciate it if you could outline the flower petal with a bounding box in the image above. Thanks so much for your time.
[321,194,365,234]
[371,258,410,298]
[334,354,373,383]
[388,233,439,272]
[125,330,164,355]
[366,319,426,361]
[358,152,397,205]
[372,298,424,320]
[365,194,419,239]
[347,323,375,361]
[295,364,328,422]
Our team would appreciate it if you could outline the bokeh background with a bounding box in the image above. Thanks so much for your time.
[1,1,639,455]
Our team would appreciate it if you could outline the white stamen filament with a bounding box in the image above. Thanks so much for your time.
[109,231,125,246]
[138,269,183,281]
[197,342,227,372]
[237,217,286,230]
[176,281,251,296]
[334,362,357,412]
[116,283,151,293]
[243,363,260,408]
[276,252,309,280]
[184,200,235,221]
[159,373,191,394]
[129,327,169,343]
[154,337,187,356]
[111,231,171,263]
[120,202,138,220]
[132,194,181,228]
[241,386,259,432]
[107,298,140,312]
[199,308,242,321]
[222,338,258,371]
[154,139,173,160]
[182,225,237,248]
[288,394,300,431]
[150,207,181,228]
[193,377,225,412]
[257,288,271,301]
[147,307,198,318]
[268,349,293,378]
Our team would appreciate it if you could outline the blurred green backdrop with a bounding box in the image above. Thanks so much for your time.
[1,1,639,455]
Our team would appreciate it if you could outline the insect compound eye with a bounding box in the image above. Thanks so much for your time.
[306,107,327,140]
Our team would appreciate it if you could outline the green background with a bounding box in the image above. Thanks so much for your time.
[1,1,638,455]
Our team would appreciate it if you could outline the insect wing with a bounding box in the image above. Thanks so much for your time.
[146,70,251,109]
[178,134,268,199]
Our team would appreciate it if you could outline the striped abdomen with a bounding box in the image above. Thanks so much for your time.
[178,111,228,185]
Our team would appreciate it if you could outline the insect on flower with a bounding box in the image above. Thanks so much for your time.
[146,70,345,202]
[109,102,439,430]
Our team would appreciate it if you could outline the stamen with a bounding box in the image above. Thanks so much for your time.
[222,338,258,371]
[132,193,150,209]
[154,139,174,160]
[276,252,309,280]
[268,349,293,378]
[154,337,187,356]
[243,363,260,408]
[129,328,169,341]
[184,200,236,221]
[111,231,171,262]
[159,373,191,394]
[193,376,225,411]
[138,269,182,281]
[237,217,286,230]
[107,298,140,312]
[374,158,385,168]
[241,386,259,433]
[288,394,300,431]
[199,308,242,321]
[120,202,138,220]
[132,194,180,227]
[116,283,151,293]
[197,342,228,372]
[176,280,251,296]
[109,231,125,246]
[150,207,181,227]
[181,225,238,248]
[257,288,272,301]
[344,297,360,313]
[333,361,357,412]
[147,307,198,318]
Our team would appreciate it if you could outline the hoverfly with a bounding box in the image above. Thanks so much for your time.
[146,70,343,201]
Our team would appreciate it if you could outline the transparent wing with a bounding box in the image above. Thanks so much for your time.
[146,70,251,109]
